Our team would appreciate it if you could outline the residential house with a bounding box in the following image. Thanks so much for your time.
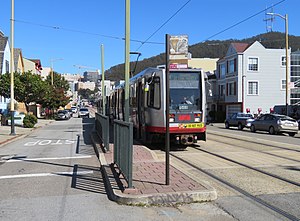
[214,41,290,118]
[188,58,218,73]
[14,48,24,73]
[290,50,300,105]
[23,58,42,74]
[0,31,10,112]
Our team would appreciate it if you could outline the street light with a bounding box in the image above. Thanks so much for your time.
[267,12,289,114]
[50,58,63,85]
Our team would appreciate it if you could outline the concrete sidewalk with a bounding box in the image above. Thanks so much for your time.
[91,131,217,206]
[0,119,54,147]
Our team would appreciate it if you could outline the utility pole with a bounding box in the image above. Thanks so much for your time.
[124,0,130,122]
[10,0,15,135]
[101,44,105,115]
[267,12,289,115]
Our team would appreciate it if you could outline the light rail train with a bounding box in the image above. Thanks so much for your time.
[108,67,207,147]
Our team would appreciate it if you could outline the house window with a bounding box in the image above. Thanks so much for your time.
[219,84,225,96]
[248,81,258,95]
[281,79,286,90]
[5,60,9,73]
[228,82,236,96]
[219,63,226,79]
[248,57,258,71]
[281,56,286,66]
[228,59,236,74]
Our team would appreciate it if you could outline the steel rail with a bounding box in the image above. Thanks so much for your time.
[170,152,300,221]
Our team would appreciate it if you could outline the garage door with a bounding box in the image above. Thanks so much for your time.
[226,104,241,118]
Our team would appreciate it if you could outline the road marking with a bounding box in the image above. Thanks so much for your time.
[24,139,76,146]
[5,155,92,163]
[0,171,93,180]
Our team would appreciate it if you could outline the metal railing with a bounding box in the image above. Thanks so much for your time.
[113,119,133,188]
[95,113,110,152]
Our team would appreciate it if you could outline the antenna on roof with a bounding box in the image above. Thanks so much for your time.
[264,5,275,32]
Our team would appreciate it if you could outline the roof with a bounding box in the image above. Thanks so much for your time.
[231,42,250,53]
[29,59,43,71]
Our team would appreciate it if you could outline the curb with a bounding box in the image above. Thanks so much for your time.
[101,163,217,206]
[91,131,217,206]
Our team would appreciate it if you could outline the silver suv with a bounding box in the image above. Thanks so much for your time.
[78,108,89,118]
[225,112,254,130]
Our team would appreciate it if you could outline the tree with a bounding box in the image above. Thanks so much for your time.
[78,88,93,100]
[0,71,70,114]
[38,87,69,110]
[45,71,69,91]
[0,71,48,112]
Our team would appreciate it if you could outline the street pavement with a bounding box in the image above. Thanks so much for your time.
[0,118,217,206]
[0,119,55,147]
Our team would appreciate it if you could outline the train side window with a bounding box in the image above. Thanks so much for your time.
[147,77,160,109]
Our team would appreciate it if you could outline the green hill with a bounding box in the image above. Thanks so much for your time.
[105,32,300,81]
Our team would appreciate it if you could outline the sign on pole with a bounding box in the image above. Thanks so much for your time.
[169,35,189,69]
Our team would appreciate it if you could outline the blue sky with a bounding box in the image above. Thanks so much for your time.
[0,0,299,75]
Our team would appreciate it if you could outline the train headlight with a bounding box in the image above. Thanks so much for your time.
[169,114,175,122]
[195,117,200,122]
[194,113,201,122]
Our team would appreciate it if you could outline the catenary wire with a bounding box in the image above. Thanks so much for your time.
[13,0,286,50]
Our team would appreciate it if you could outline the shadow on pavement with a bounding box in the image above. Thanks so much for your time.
[71,164,106,195]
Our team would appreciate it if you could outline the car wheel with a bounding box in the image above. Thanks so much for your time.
[288,133,296,137]
[250,124,256,132]
[269,126,275,135]
[225,122,230,129]
[238,123,243,130]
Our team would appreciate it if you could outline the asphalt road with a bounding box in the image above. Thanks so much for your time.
[0,116,234,221]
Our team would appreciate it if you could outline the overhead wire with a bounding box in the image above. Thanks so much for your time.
[13,0,286,51]
[135,0,192,51]
[203,0,286,42]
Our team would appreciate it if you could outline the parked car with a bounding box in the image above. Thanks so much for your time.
[65,109,73,117]
[78,108,89,118]
[71,106,78,113]
[225,112,254,130]
[56,110,71,120]
[7,112,26,126]
[249,113,298,136]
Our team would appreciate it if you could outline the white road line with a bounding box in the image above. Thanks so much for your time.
[5,155,92,163]
[0,171,93,180]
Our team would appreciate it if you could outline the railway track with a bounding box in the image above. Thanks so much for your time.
[167,135,300,220]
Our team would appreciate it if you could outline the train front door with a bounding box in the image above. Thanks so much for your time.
[137,82,145,140]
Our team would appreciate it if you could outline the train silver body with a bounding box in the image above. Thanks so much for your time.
[109,67,207,146]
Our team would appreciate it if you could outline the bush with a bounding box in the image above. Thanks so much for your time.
[23,114,38,128]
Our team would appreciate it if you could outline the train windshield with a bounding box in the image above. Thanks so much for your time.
[169,72,201,111]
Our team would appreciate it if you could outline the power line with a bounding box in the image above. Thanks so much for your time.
[203,0,286,42]
[13,19,163,45]
[13,0,287,52]
[135,0,192,51]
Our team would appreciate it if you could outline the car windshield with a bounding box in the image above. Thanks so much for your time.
[58,110,67,114]
[80,108,88,111]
